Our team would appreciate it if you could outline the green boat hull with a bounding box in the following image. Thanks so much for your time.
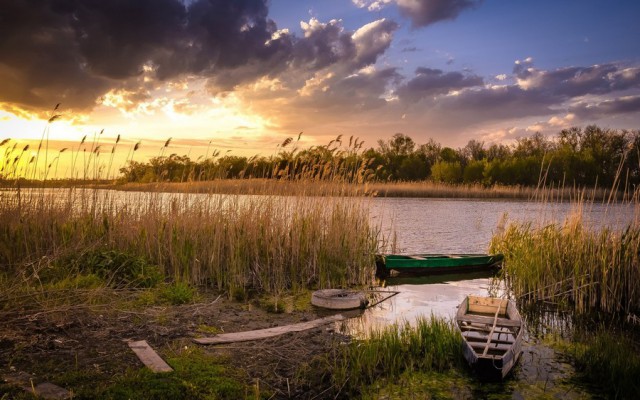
[376,253,503,276]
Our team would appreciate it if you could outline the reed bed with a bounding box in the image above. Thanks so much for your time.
[112,178,375,197]
[367,180,622,201]
[0,186,380,298]
[330,316,463,396]
[108,179,623,201]
[490,212,640,315]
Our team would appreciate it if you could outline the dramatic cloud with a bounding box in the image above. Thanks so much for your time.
[0,0,292,111]
[353,0,481,28]
[514,59,640,98]
[570,96,640,119]
[0,0,402,117]
[396,67,483,101]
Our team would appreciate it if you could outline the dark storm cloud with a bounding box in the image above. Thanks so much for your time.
[0,0,401,112]
[570,96,640,119]
[0,0,292,111]
[0,0,110,110]
[396,67,483,101]
[395,0,482,28]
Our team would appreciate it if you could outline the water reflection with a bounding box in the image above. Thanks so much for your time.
[340,272,499,338]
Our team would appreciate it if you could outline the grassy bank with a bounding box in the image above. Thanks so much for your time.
[0,186,380,299]
[328,316,463,397]
[550,329,640,399]
[4,178,628,201]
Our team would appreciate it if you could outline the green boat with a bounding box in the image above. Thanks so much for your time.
[376,253,503,277]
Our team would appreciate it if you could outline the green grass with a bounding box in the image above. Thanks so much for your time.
[551,329,640,399]
[48,348,257,400]
[330,316,463,397]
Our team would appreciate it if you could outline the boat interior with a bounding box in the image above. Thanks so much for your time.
[457,296,520,358]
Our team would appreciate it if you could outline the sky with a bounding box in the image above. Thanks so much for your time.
[1,0,639,177]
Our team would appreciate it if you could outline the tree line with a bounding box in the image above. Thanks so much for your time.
[119,125,640,188]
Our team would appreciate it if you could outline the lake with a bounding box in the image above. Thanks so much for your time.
[343,197,637,397]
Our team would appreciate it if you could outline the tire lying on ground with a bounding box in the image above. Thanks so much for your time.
[311,289,368,310]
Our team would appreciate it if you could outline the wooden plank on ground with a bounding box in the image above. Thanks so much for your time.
[3,373,71,399]
[128,340,173,373]
[194,314,345,345]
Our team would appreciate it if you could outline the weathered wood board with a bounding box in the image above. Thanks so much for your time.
[457,314,521,327]
[128,340,173,373]
[194,314,345,345]
[3,372,71,399]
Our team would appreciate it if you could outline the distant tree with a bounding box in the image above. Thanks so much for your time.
[376,133,417,180]
[463,160,486,183]
[398,154,428,181]
[462,139,486,161]
[431,161,462,183]
[486,143,511,161]
[513,132,553,158]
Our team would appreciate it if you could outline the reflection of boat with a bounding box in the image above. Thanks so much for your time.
[456,296,524,380]
[384,269,495,286]
[376,253,503,276]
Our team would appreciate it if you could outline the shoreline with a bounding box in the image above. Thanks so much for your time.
[0,178,626,201]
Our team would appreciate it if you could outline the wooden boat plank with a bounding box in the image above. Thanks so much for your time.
[482,299,507,356]
[128,340,173,373]
[459,324,513,333]
[194,315,344,345]
[457,314,522,327]
[462,335,515,345]
[468,342,510,350]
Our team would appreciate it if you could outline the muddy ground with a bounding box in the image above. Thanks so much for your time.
[0,291,347,399]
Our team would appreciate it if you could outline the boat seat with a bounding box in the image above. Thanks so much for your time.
[463,334,514,345]
[460,323,512,331]
[408,256,426,260]
[458,314,521,328]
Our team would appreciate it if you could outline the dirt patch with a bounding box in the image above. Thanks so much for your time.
[0,291,348,399]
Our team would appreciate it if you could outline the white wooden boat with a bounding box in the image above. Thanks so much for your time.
[456,296,524,380]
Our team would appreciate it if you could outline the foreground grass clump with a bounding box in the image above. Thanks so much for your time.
[553,330,640,399]
[330,316,463,397]
[52,348,255,400]
[0,187,379,298]
[490,215,640,315]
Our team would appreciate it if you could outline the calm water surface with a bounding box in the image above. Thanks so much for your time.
[343,197,636,398]
[351,196,636,326]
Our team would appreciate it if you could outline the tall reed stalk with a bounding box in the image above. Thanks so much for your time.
[490,211,640,315]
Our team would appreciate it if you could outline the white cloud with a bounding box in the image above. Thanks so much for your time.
[548,113,575,127]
